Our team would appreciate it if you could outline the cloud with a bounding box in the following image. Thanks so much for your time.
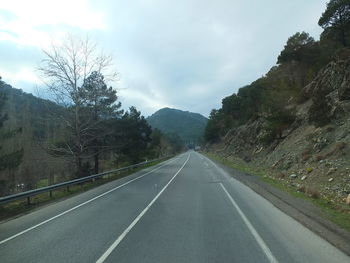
[0,0,327,116]
[98,0,326,116]
[0,0,105,47]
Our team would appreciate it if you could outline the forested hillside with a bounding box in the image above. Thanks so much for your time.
[0,80,182,196]
[147,107,208,145]
[0,81,67,196]
[205,0,350,205]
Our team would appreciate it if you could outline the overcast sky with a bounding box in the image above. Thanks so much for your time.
[0,0,327,117]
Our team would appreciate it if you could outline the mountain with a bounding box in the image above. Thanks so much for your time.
[147,108,208,144]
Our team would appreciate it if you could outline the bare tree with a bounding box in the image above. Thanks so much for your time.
[38,35,118,176]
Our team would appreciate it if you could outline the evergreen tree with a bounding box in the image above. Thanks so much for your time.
[277,32,315,64]
[117,107,152,163]
[81,71,123,173]
[38,35,118,177]
[319,0,350,46]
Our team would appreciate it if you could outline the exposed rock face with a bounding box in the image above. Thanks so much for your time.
[223,118,266,162]
[305,58,350,123]
[305,58,350,101]
[210,57,350,204]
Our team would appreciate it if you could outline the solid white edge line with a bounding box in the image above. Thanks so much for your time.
[0,156,180,245]
[95,153,191,263]
[219,183,278,263]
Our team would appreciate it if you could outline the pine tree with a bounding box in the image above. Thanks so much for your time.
[319,0,350,46]
[81,71,123,174]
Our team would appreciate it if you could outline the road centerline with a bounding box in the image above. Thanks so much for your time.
[0,157,179,246]
[219,183,279,263]
[95,153,191,263]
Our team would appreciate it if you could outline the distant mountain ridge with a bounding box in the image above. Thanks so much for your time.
[147,107,208,144]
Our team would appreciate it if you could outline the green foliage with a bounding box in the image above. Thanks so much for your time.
[206,76,274,143]
[260,108,295,144]
[204,109,223,143]
[319,0,350,46]
[309,96,332,127]
[82,71,122,118]
[142,128,184,159]
[0,78,176,195]
[150,128,162,149]
[164,132,184,152]
[277,32,330,75]
[204,4,350,144]
[0,77,23,173]
[0,149,23,171]
[116,106,152,163]
[0,88,7,128]
[81,71,123,174]
[204,30,328,144]
[277,32,315,64]
[205,67,302,144]
[147,108,207,145]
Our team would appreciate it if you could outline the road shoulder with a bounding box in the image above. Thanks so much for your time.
[205,154,350,257]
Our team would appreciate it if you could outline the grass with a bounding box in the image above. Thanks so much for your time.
[204,152,350,232]
[0,160,165,221]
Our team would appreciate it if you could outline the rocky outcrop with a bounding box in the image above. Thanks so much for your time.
[305,58,350,123]
[210,57,350,204]
[309,60,350,100]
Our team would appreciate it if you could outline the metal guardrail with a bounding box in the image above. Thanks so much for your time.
[0,156,172,206]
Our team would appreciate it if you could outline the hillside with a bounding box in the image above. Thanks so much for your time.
[0,83,70,196]
[0,83,182,196]
[204,1,350,209]
[147,108,208,144]
[207,56,350,202]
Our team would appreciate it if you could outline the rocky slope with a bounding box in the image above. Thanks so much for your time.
[209,56,350,205]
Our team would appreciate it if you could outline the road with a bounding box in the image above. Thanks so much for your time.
[0,152,349,263]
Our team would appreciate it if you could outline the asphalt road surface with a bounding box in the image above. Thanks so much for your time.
[0,152,349,263]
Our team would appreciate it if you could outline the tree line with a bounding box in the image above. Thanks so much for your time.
[205,0,350,144]
[0,37,184,196]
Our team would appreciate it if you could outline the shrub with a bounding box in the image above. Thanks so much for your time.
[260,108,296,145]
[306,167,314,173]
[306,187,321,199]
[309,96,331,127]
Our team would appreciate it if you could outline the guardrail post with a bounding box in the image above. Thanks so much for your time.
[67,186,70,192]
[49,190,53,198]
[27,196,31,205]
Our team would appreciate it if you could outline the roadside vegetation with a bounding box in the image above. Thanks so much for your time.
[0,36,184,198]
[205,0,350,142]
[204,0,350,214]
